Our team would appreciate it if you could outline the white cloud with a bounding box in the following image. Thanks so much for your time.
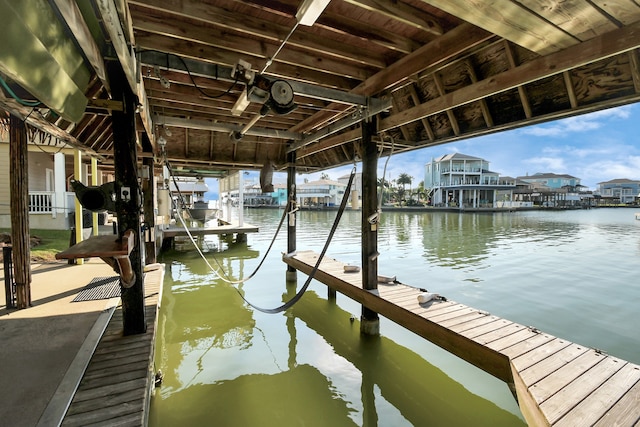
[520,105,633,138]
[523,156,566,172]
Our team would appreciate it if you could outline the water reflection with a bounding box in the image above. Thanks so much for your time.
[151,208,640,426]
[152,247,524,426]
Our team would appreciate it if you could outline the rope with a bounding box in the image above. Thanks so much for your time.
[243,165,357,314]
[163,156,356,314]
[164,160,288,285]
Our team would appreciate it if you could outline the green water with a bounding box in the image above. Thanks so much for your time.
[149,208,640,426]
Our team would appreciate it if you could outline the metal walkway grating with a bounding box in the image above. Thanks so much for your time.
[72,276,121,302]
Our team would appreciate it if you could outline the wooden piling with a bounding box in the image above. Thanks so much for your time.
[9,114,31,308]
[107,61,145,335]
[360,116,379,335]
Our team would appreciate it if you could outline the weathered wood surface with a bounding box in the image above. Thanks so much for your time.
[55,230,135,259]
[61,265,164,426]
[284,250,640,427]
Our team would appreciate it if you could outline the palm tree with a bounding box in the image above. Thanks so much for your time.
[397,173,413,202]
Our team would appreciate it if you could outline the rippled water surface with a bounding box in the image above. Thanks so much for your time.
[149,208,640,426]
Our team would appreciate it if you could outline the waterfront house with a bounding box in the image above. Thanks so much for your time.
[515,173,593,208]
[297,179,348,208]
[516,172,581,190]
[424,153,519,209]
[338,172,362,208]
[596,178,640,204]
[169,176,209,207]
[0,131,112,230]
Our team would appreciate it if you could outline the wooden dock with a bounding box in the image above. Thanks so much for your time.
[161,221,259,239]
[56,265,164,426]
[284,251,640,427]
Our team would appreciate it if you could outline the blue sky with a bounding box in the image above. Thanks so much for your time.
[207,103,640,195]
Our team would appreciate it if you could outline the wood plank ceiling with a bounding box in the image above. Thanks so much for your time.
[2,0,640,177]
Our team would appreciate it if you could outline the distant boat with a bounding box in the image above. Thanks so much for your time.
[188,201,218,222]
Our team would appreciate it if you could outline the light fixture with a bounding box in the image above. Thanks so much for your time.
[296,0,331,26]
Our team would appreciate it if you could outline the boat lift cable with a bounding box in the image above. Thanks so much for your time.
[243,165,357,314]
[162,155,356,313]
[378,134,395,213]
[163,158,289,285]
[165,160,195,221]
[168,188,289,285]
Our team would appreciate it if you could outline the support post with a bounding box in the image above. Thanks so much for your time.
[107,60,146,335]
[142,141,157,264]
[360,116,379,335]
[9,114,31,309]
[91,157,99,236]
[238,170,244,226]
[54,152,65,219]
[286,150,297,282]
[73,149,84,265]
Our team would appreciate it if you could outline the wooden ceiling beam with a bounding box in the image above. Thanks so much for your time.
[380,20,640,132]
[503,41,532,119]
[134,31,359,90]
[131,13,378,81]
[433,72,460,135]
[290,22,492,134]
[129,1,389,69]
[342,0,443,35]
[407,84,435,141]
[421,0,579,55]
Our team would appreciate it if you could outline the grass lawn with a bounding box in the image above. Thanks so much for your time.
[0,229,71,262]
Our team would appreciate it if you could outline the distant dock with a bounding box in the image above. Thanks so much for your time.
[284,251,640,427]
[160,219,259,247]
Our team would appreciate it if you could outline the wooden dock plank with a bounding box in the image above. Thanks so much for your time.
[447,314,501,334]
[162,222,259,238]
[473,322,528,346]
[458,318,513,339]
[592,378,640,427]
[540,357,626,424]
[529,350,607,404]
[557,363,640,427]
[484,327,539,352]
[283,251,640,427]
[518,343,588,385]
[409,302,468,318]
[501,333,556,359]
[511,338,572,371]
[437,311,491,329]
[61,266,164,427]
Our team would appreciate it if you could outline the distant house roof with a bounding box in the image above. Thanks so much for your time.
[597,178,640,185]
[434,153,486,162]
[170,179,209,193]
[517,173,579,180]
[299,179,346,187]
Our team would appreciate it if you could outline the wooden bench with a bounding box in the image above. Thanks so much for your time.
[55,230,136,287]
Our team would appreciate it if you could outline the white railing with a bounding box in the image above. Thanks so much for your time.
[28,191,54,214]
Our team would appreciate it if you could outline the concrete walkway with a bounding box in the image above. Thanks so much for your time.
[0,260,119,427]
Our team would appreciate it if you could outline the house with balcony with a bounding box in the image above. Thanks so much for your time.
[515,172,591,207]
[297,179,347,208]
[596,178,640,204]
[424,153,520,209]
[516,172,581,190]
[0,131,112,230]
